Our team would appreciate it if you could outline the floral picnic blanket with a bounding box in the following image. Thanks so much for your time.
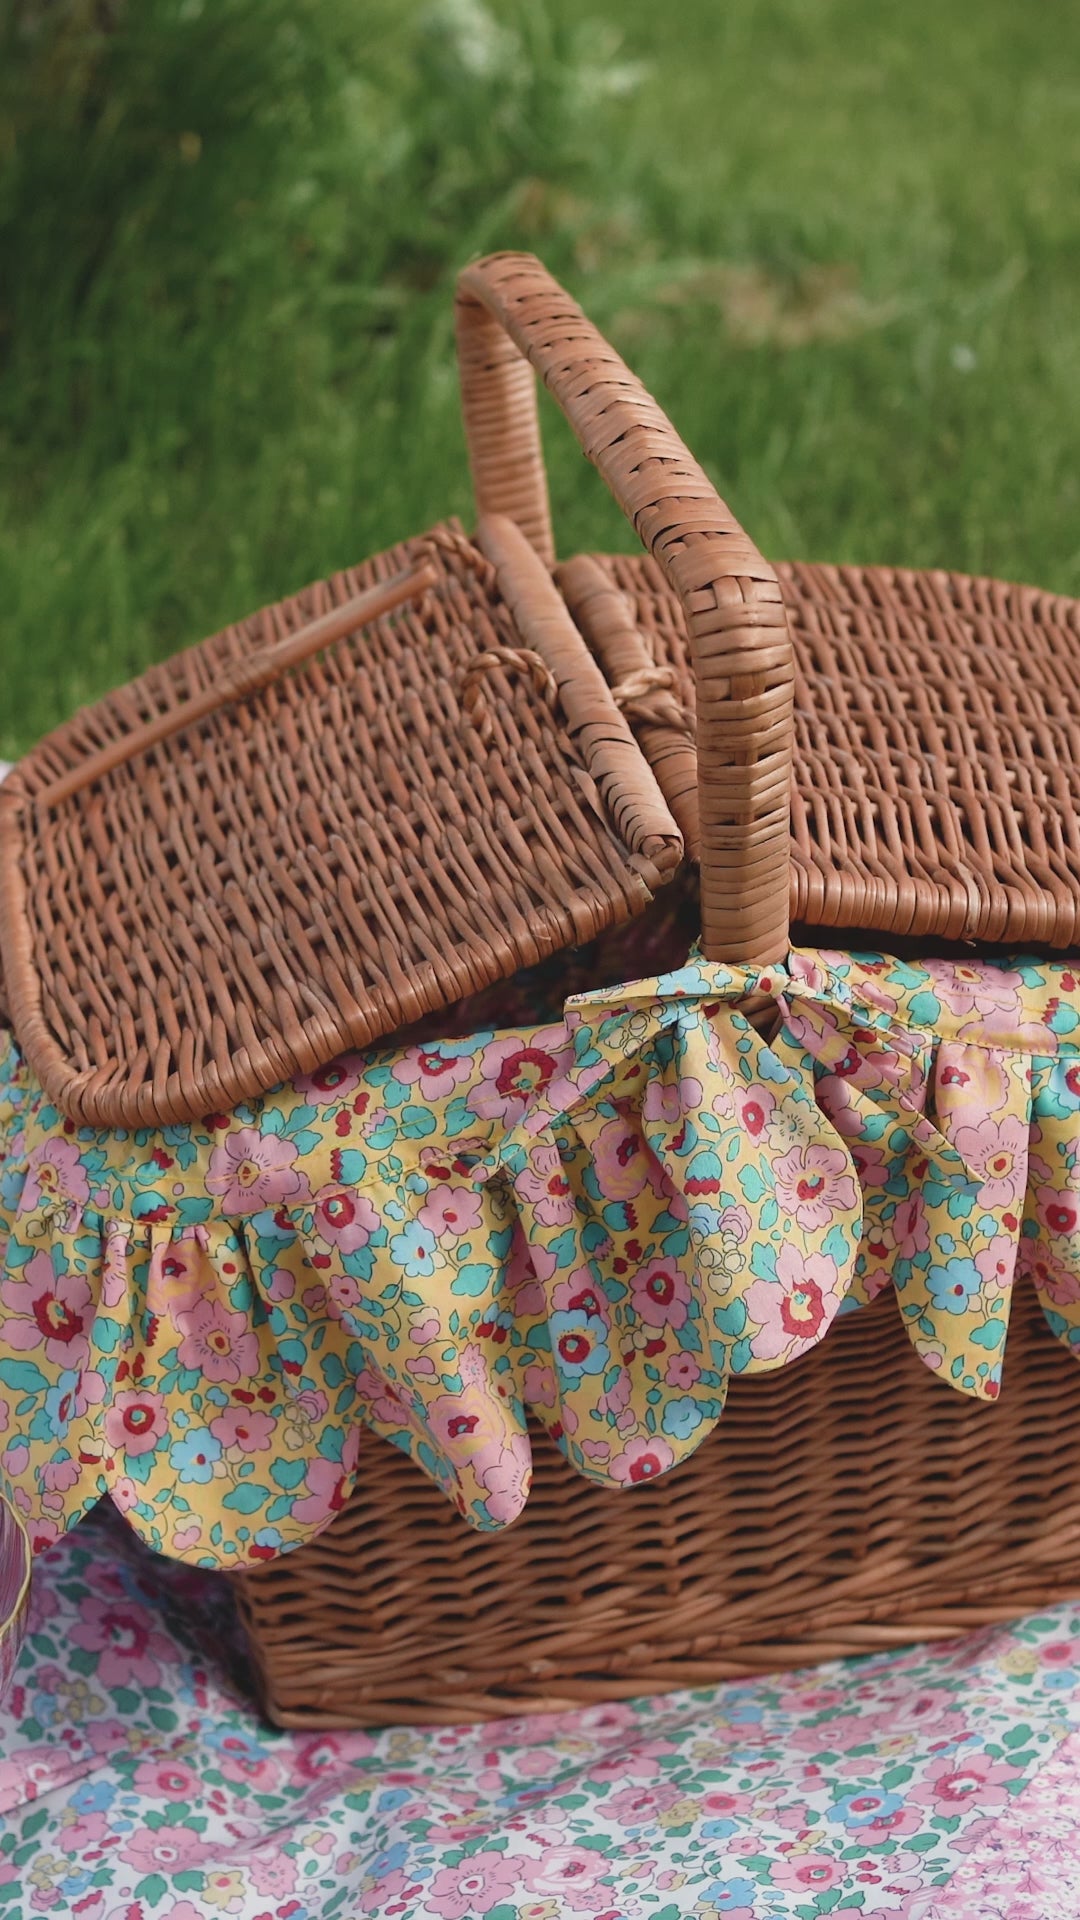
[1,948,1079,1567]
[3,1502,1080,1919]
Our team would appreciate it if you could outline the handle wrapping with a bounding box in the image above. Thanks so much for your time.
[455,251,793,964]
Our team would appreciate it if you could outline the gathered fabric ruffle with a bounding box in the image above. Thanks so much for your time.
[0,946,1078,1569]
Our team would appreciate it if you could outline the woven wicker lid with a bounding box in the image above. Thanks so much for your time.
[0,519,687,1128]
[0,253,797,1128]
[560,551,1080,948]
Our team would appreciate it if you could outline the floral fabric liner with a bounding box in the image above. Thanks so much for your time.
[0,946,1079,1568]
[7,1501,1080,1920]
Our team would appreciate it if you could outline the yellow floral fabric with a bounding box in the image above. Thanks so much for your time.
[0,946,1077,1569]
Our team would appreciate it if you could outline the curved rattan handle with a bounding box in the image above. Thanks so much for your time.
[455,251,793,964]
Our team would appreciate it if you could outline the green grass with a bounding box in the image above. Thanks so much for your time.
[1,0,1079,757]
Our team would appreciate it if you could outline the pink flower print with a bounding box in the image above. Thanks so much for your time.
[418,1183,484,1240]
[176,1296,259,1383]
[846,1136,891,1191]
[0,1251,92,1368]
[665,1351,700,1389]
[929,959,1024,1021]
[893,1192,930,1260]
[609,1434,675,1485]
[69,1597,171,1689]
[738,1083,776,1140]
[951,1113,1028,1206]
[523,1362,557,1408]
[147,1236,209,1323]
[1036,1181,1080,1239]
[291,1386,329,1423]
[57,1809,110,1852]
[774,1142,858,1231]
[292,1729,373,1779]
[1022,1244,1080,1307]
[914,1748,1022,1810]
[103,1388,168,1457]
[100,1220,131,1307]
[120,1824,214,1875]
[643,1074,703,1126]
[551,1269,610,1324]
[427,1389,508,1467]
[311,1183,380,1254]
[504,1228,547,1319]
[294,1052,365,1103]
[974,1233,1017,1298]
[409,1310,440,1345]
[590,1747,664,1786]
[744,1245,843,1363]
[516,1140,575,1227]
[770,1852,844,1893]
[355,1367,413,1430]
[245,1853,298,1897]
[475,1029,567,1122]
[206,1126,307,1213]
[210,1404,275,1452]
[599,1366,633,1417]
[606,1781,684,1824]
[40,1456,80,1492]
[264,1264,295,1302]
[133,1757,203,1800]
[327,1272,364,1317]
[477,1435,532,1523]
[291,1425,361,1528]
[19,1136,90,1215]
[592,1111,654,1201]
[171,1290,259,1382]
[1041,1637,1079,1663]
[519,1845,610,1909]
[394,1042,475,1101]
[214,1737,283,1791]
[629,1257,692,1329]
[423,1850,520,1917]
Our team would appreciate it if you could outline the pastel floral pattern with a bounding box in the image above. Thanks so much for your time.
[0,946,1079,1570]
[5,1506,1080,1917]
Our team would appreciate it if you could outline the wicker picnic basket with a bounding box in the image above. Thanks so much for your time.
[231,255,1080,1727]
[6,253,1080,1724]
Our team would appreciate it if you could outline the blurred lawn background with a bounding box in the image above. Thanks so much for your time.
[1,0,1078,758]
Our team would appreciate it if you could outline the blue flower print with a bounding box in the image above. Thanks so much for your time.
[926,1258,983,1315]
[703,1878,758,1910]
[661,1396,705,1440]
[827,1787,905,1828]
[549,1310,610,1378]
[389,1218,437,1278]
[43,1370,82,1439]
[168,1429,222,1484]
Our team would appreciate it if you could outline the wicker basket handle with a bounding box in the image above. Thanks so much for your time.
[455,251,793,964]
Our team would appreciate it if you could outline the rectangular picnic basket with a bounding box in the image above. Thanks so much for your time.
[228,254,1080,1727]
[7,252,1080,1729]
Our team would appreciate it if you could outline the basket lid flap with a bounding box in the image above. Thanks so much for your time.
[0,522,682,1128]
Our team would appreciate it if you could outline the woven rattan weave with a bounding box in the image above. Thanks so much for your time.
[560,551,1080,946]
[0,518,684,1128]
[236,1278,1080,1727]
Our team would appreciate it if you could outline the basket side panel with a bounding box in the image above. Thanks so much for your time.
[235,1281,1080,1727]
